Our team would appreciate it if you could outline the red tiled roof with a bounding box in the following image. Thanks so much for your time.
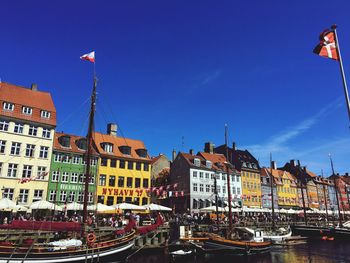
[54,132,98,155]
[306,170,317,178]
[92,132,151,161]
[0,82,56,126]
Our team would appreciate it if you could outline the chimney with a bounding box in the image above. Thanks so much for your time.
[290,160,296,167]
[172,149,177,162]
[232,142,236,151]
[303,166,307,172]
[204,142,214,154]
[189,149,194,155]
[297,160,301,166]
[107,123,118,136]
[345,172,349,177]
[271,161,277,170]
[31,83,38,91]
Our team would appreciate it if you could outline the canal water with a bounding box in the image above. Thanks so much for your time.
[125,239,350,263]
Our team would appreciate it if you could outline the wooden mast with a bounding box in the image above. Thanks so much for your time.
[225,124,233,238]
[83,77,97,228]
[269,154,275,231]
[329,154,342,226]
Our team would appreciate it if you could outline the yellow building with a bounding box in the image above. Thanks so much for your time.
[269,169,298,208]
[0,83,56,206]
[241,170,262,208]
[93,125,151,206]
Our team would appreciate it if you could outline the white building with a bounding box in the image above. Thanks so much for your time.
[0,83,56,206]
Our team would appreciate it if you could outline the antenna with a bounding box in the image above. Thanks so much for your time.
[224,123,228,146]
[181,136,184,151]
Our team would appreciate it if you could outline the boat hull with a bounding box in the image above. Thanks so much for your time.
[291,225,330,237]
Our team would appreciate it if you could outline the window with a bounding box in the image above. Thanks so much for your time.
[0,162,2,176]
[22,106,32,115]
[142,197,148,205]
[60,191,67,202]
[28,125,38,136]
[199,184,204,192]
[72,155,80,164]
[125,197,132,204]
[133,197,140,205]
[194,158,201,167]
[88,192,93,203]
[14,123,24,134]
[0,120,9,131]
[39,146,49,158]
[211,185,214,193]
[7,163,18,177]
[199,172,203,179]
[62,154,70,163]
[117,197,123,204]
[119,160,125,169]
[217,186,221,193]
[2,188,14,200]
[0,140,6,154]
[69,172,77,183]
[35,166,46,180]
[109,175,116,187]
[144,163,149,171]
[127,161,134,170]
[22,165,32,178]
[206,161,212,168]
[127,177,133,188]
[54,153,62,162]
[193,199,198,209]
[49,190,57,202]
[33,189,43,202]
[232,186,236,194]
[206,184,210,192]
[222,174,226,180]
[52,171,60,182]
[97,195,104,204]
[193,183,198,192]
[10,142,21,155]
[143,179,149,188]
[61,172,69,182]
[25,144,35,157]
[79,174,84,183]
[110,159,117,167]
[205,173,209,179]
[18,189,29,204]
[136,162,141,171]
[78,192,84,203]
[223,186,226,194]
[237,188,241,195]
[41,110,50,119]
[68,192,75,202]
[237,176,240,182]
[103,143,113,153]
[101,158,108,166]
[193,171,197,178]
[3,102,14,111]
[118,176,124,187]
[107,196,114,206]
[99,174,106,186]
[211,173,214,179]
[42,128,51,138]
[135,178,141,188]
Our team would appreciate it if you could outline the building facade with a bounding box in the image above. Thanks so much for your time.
[215,143,261,208]
[93,125,151,206]
[47,132,97,205]
[0,83,56,206]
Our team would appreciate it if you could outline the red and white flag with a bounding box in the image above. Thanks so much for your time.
[313,29,339,60]
[80,51,95,63]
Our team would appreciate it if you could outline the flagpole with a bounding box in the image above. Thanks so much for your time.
[332,25,350,124]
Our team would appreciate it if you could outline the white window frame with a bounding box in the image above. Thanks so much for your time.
[2,188,14,200]
[3,102,14,111]
[41,110,51,119]
[49,190,57,202]
[61,172,69,182]
[193,183,198,192]
[25,144,35,158]
[42,128,51,139]
[68,192,75,202]
[22,106,32,115]
[18,189,29,204]
[10,142,21,156]
[0,140,6,154]
[33,189,43,202]
[28,125,38,136]
[0,120,9,131]
[71,173,78,183]
[60,191,67,202]
[14,123,24,134]
[7,163,18,178]
[39,146,49,159]
[72,155,80,164]
[37,166,47,180]
[22,165,32,178]
[52,171,60,182]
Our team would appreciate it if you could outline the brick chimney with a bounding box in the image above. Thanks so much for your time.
[172,149,177,161]
[107,123,117,136]
[189,149,194,155]
[271,161,277,170]
[290,160,297,167]
[204,142,214,154]
[232,142,236,151]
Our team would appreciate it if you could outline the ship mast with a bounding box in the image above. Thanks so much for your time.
[225,124,233,238]
[269,154,275,231]
[329,154,343,227]
[83,77,97,228]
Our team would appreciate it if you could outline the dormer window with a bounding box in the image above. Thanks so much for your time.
[3,102,14,111]
[22,106,32,115]
[206,160,212,168]
[41,110,51,119]
[247,163,252,168]
[136,148,147,158]
[119,145,131,155]
[194,158,201,167]
[242,162,247,167]
[76,138,87,150]
[58,136,71,148]
[252,163,257,169]
[102,142,113,153]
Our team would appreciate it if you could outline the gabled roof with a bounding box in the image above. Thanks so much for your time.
[0,82,56,126]
[177,152,214,171]
[198,152,240,173]
[92,132,151,161]
[54,132,98,155]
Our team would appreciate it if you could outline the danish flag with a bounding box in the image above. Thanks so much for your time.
[313,30,339,60]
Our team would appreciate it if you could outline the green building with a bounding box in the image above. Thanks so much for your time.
[47,132,98,205]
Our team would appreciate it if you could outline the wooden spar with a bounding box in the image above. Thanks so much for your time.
[269,154,275,230]
[225,124,233,237]
[329,154,342,226]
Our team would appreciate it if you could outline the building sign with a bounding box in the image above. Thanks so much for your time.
[102,188,145,197]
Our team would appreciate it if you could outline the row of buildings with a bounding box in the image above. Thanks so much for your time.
[1,82,349,215]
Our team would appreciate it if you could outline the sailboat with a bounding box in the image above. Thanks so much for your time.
[0,53,136,262]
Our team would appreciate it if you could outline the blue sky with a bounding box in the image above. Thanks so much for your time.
[1,1,350,175]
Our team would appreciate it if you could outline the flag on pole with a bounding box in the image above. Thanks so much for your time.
[313,30,339,60]
[80,51,95,63]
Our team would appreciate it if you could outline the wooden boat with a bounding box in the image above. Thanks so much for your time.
[242,226,292,243]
